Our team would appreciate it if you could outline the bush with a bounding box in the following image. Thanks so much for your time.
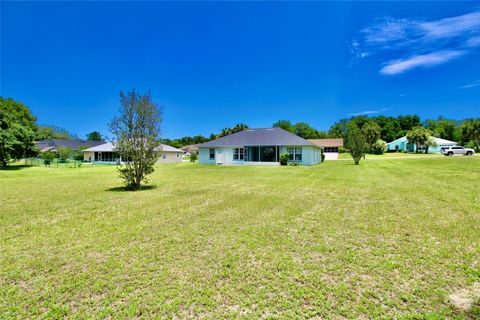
[57,147,72,161]
[371,139,387,154]
[279,153,289,166]
[338,146,347,153]
[321,150,325,162]
[465,140,480,152]
[288,161,299,166]
[41,151,55,166]
[190,153,198,162]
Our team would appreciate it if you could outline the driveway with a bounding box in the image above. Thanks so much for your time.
[324,152,339,161]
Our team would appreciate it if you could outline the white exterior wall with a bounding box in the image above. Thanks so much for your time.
[199,146,321,166]
[83,151,95,162]
[156,151,183,163]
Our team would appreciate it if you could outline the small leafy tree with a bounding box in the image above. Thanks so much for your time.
[109,90,162,190]
[279,153,289,166]
[57,146,72,161]
[371,139,387,154]
[362,121,381,151]
[190,153,198,162]
[346,124,368,165]
[406,126,432,153]
[41,151,56,166]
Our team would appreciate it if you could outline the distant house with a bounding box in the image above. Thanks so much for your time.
[181,144,200,155]
[83,142,184,164]
[197,127,322,166]
[308,138,344,153]
[34,139,104,153]
[387,136,457,153]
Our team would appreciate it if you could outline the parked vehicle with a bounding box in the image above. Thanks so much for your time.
[441,146,475,156]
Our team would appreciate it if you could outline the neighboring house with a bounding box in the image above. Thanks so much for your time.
[34,139,104,153]
[387,136,458,153]
[308,138,344,152]
[83,142,184,164]
[181,144,200,155]
[197,127,322,166]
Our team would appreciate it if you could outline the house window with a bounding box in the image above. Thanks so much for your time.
[287,147,302,161]
[233,148,244,160]
[162,153,167,159]
[209,148,215,159]
[176,152,180,158]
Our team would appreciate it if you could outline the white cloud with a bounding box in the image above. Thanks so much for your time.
[380,50,466,75]
[348,108,390,116]
[353,10,480,75]
[459,80,480,89]
[421,11,480,40]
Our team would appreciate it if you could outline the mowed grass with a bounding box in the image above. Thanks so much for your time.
[1,158,479,319]
[338,152,442,159]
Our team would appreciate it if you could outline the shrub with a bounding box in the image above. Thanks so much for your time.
[279,153,289,166]
[190,153,198,162]
[288,161,299,166]
[57,147,72,161]
[371,139,387,154]
[466,140,480,152]
[41,151,55,166]
[338,146,347,153]
[321,149,325,162]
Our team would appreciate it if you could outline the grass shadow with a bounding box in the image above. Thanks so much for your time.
[0,165,32,171]
[105,185,158,192]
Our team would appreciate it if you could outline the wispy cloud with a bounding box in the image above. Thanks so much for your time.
[380,50,466,75]
[348,108,390,116]
[353,10,480,75]
[459,80,480,89]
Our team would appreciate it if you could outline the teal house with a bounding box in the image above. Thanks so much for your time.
[198,128,322,166]
[387,136,457,153]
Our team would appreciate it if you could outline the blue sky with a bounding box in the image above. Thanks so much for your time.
[1,1,479,139]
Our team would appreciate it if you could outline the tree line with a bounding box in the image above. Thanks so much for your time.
[1,95,479,168]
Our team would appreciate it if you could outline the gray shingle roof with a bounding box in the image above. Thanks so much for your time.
[34,139,105,151]
[198,128,318,147]
[83,142,184,153]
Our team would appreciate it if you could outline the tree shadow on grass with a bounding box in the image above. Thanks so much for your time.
[105,185,158,192]
[0,165,31,171]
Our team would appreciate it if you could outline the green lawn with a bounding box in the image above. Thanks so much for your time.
[1,158,479,319]
[338,152,442,159]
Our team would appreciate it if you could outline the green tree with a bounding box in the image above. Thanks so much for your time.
[371,139,387,154]
[294,122,319,139]
[346,124,367,165]
[36,125,76,140]
[406,126,432,153]
[41,151,55,166]
[57,146,72,160]
[424,117,460,141]
[328,119,349,138]
[109,90,162,190]
[460,119,480,146]
[398,115,421,136]
[361,121,381,151]
[86,131,103,141]
[0,97,38,167]
[273,120,295,133]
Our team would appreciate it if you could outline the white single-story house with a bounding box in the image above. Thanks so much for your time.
[387,136,458,153]
[197,127,322,166]
[83,142,184,164]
